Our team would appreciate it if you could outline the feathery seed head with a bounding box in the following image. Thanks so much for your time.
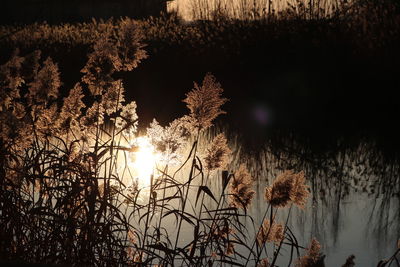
[80,101,105,130]
[81,36,120,95]
[117,19,147,71]
[59,83,85,136]
[204,133,231,171]
[0,49,24,103]
[146,117,190,164]
[28,57,60,104]
[291,171,310,208]
[229,164,255,209]
[295,238,322,267]
[102,80,125,116]
[257,219,284,246]
[265,170,309,208]
[265,171,293,208]
[116,100,138,138]
[183,73,228,130]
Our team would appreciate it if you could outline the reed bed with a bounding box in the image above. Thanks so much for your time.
[0,0,398,55]
[1,14,400,267]
[169,0,345,21]
[0,18,321,266]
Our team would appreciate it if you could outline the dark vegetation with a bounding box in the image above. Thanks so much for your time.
[1,0,399,156]
[1,1,400,266]
[0,19,331,266]
[1,0,169,24]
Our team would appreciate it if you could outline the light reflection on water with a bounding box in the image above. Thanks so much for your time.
[201,132,400,266]
[123,129,399,266]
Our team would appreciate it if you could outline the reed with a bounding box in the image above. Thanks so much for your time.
[0,0,398,56]
[1,14,399,266]
[0,17,312,265]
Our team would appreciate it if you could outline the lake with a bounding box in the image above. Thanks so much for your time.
[168,131,400,266]
[134,131,399,266]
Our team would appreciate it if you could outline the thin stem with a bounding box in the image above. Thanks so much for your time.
[269,205,293,267]
[244,204,271,267]
[196,177,227,266]
[141,173,154,262]
[173,130,200,263]
[197,170,211,219]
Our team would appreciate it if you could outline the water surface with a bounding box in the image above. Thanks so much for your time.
[203,136,400,266]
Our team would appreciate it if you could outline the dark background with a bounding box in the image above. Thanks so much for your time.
[0,0,169,24]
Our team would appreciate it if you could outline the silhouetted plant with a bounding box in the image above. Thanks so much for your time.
[1,12,399,267]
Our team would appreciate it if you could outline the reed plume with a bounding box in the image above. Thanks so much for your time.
[204,133,231,170]
[183,73,228,131]
[146,117,190,164]
[295,238,323,267]
[229,164,255,209]
[116,100,138,137]
[265,170,309,208]
[0,49,24,99]
[256,219,284,246]
[58,83,85,136]
[28,57,60,104]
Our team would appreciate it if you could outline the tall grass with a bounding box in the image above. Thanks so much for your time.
[1,0,398,54]
[169,0,345,20]
[1,16,399,266]
[0,17,318,266]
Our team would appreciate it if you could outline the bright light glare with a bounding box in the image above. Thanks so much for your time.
[129,136,157,189]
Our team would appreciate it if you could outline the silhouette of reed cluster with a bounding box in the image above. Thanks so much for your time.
[1,14,399,267]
